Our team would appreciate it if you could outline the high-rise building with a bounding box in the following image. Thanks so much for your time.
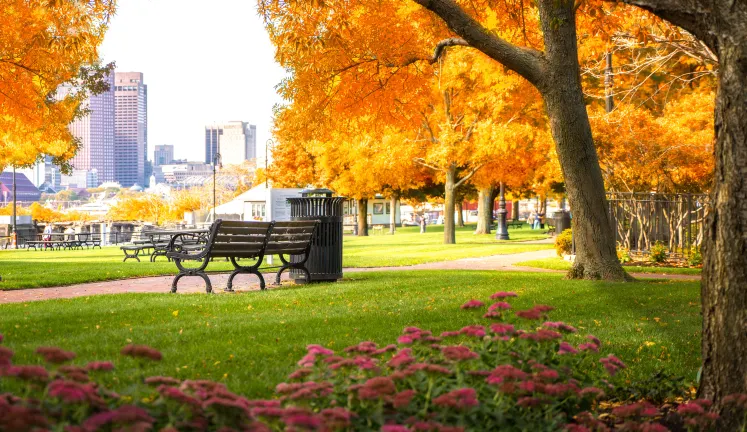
[59,73,116,185]
[204,122,256,165]
[153,145,174,166]
[114,72,148,187]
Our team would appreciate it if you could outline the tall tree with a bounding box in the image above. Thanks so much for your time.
[611,0,747,425]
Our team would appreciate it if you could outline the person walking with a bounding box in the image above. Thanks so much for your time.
[420,214,427,234]
[43,224,53,247]
[528,210,537,230]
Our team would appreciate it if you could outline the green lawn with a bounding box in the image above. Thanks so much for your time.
[0,271,701,398]
[515,257,702,275]
[0,224,551,290]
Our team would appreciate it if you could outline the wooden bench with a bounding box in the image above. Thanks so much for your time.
[507,221,524,229]
[166,219,318,293]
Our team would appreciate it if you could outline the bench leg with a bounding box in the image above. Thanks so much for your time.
[227,257,264,291]
[275,254,311,285]
[173,259,212,293]
[122,249,141,262]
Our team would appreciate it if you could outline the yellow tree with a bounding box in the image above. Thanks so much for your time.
[0,0,115,171]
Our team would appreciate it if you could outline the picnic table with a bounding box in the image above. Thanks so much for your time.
[26,233,102,251]
[121,229,208,262]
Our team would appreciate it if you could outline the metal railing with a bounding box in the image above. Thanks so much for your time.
[607,192,708,258]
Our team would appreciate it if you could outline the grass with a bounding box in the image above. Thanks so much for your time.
[515,257,702,275]
[0,271,701,398]
[0,224,551,290]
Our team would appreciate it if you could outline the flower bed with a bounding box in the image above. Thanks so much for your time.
[0,293,745,431]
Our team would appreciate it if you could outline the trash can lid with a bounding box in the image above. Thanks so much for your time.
[301,188,334,197]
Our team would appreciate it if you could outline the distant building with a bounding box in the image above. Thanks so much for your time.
[205,122,256,165]
[65,72,116,185]
[114,72,148,187]
[61,169,99,189]
[153,145,174,166]
[0,171,41,203]
[160,163,213,184]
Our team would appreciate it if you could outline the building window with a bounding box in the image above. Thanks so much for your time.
[373,203,384,215]
[386,202,391,214]
[250,202,266,220]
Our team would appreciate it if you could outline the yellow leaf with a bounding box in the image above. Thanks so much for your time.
[172,310,179,317]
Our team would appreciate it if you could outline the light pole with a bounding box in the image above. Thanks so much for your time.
[265,139,273,188]
[212,151,222,223]
[11,166,17,248]
[495,182,510,240]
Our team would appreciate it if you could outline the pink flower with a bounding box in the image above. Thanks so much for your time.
[306,344,334,356]
[461,299,484,309]
[83,405,154,431]
[398,335,416,344]
[120,344,162,361]
[372,344,398,355]
[345,341,378,353]
[382,425,410,432]
[297,353,317,367]
[459,325,486,338]
[358,377,396,400]
[392,389,416,408]
[543,321,577,333]
[86,361,114,372]
[406,363,452,375]
[578,343,599,352]
[579,387,605,398]
[440,331,461,338]
[489,302,512,311]
[534,305,554,313]
[520,329,563,342]
[320,407,355,428]
[288,368,313,380]
[404,327,424,334]
[48,380,90,403]
[35,346,76,364]
[600,354,626,376]
[0,334,3,343]
[490,291,518,299]
[284,413,322,429]
[677,402,705,415]
[2,365,49,382]
[537,369,560,381]
[158,385,201,407]
[353,355,378,370]
[587,335,601,346]
[432,388,479,409]
[558,342,578,355]
[388,348,415,368]
[486,365,528,384]
[723,393,747,409]
[0,346,13,367]
[490,323,515,335]
[612,402,658,418]
[442,346,479,362]
[515,309,543,320]
[517,396,545,407]
[144,376,180,386]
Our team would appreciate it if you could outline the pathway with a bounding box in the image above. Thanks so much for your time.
[0,248,700,304]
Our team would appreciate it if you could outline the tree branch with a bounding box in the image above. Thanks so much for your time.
[455,164,484,188]
[413,158,443,172]
[399,38,470,67]
[412,0,547,86]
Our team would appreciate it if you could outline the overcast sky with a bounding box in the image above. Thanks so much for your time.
[99,0,286,163]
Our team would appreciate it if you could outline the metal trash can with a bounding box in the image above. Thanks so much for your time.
[288,189,345,283]
[554,211,571,235]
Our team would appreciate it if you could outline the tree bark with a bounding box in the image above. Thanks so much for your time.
[443,166,456,244]
[512,200,520,221]
[535,0,628,281]
[614,0,747,424]
[475,186,494,234]
[413,0,628,281]
[357,198,368,236]
[389,195,397,234]
[456,201,465,227]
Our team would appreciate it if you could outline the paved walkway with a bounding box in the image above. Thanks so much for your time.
[0,247,699,304]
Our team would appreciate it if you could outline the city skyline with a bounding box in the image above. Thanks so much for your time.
[98,0,284,165]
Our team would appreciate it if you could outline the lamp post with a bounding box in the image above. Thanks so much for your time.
[12,166,17,248]
[265,138,273,188]
[212,151,222,222]
[495,182,510,240]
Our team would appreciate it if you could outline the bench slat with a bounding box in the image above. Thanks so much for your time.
[211,243,264,253]
[269,234,313,243]
[219,226,274,235]
[214,234,267,244]
[270,226,316,234]
[265,241,310,254]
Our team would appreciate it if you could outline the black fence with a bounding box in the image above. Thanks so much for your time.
[607,192,708,258]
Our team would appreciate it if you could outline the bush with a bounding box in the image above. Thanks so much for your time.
[688,244,703,267]
[1,296,746,431]
[649,241,668,263]
[617,245,632,264]
[555,229,573,257]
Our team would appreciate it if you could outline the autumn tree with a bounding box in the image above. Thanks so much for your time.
[108,194,170,225]
[0,0,115,172]
[606,0,747,424]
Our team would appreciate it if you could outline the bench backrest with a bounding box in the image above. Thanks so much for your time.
[265,221,318,256]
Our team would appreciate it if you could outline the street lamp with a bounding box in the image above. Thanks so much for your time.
[212,151,222,223]
[265,138,273,188]
[11,166,17,248]
[495,182,510,240]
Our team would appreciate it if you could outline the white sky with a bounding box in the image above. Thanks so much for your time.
[99,0,286,163]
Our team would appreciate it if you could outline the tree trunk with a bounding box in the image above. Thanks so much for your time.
[443,166,456,244]
[357,198,368,236]
[536,0,628,281]
[698,33,747,428]
[512,200,519,221]
[456,201,465,227]
[475,186,494,234]
[389,195,397,234]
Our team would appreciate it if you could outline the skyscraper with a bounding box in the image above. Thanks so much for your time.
[204,122,256,165]
[114,72,148,187]
[153,145,174,166]
[59,72,116,185]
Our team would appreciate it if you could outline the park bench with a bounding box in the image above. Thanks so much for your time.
[507,221,524,229]
[166,219,318,294]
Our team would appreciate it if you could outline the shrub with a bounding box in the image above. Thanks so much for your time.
[617,245,632,264]
[688,244,703,267]
[649,241,668,263]
[0,296,745,431]
[555,229,573,257]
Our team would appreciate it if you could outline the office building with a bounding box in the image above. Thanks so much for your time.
[153,145,174,166]
[205,122,256,165]
[114,72,148,187]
